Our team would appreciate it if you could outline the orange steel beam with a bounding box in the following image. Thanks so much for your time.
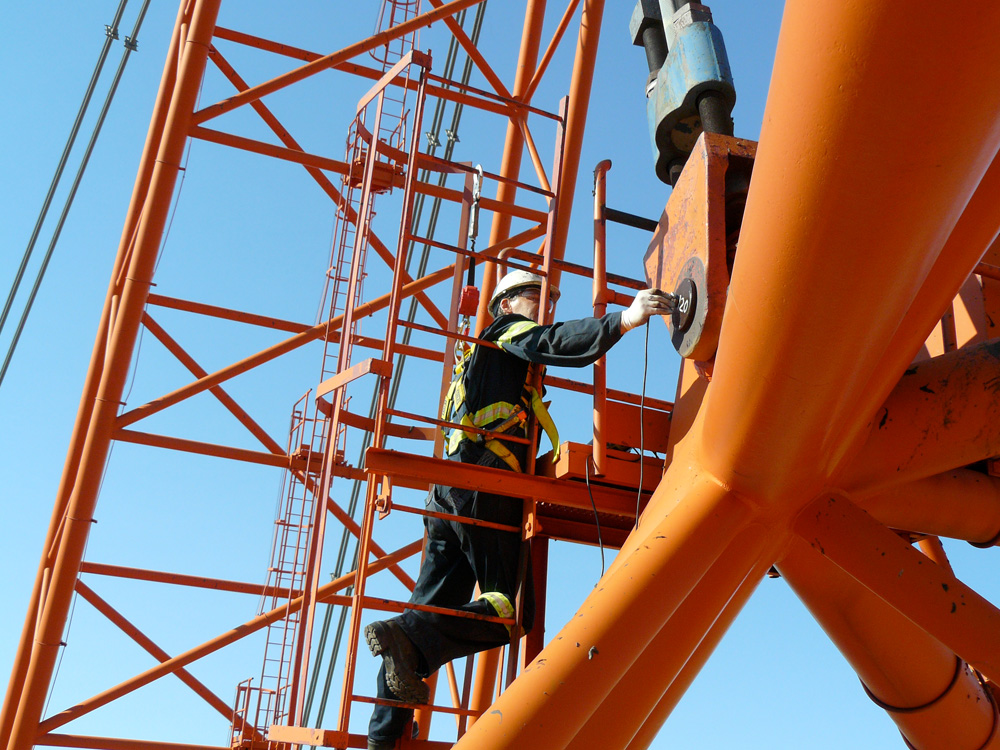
[141,312,285,454]
[189,125,351,175]
[78,561,299,598]
[115,265,453,429]
[426,0,513,102]
[0,4,191,743]
[523,0,582,104]
[37,735,228,750]
[623,573,764,750]
[415,180,549,224]
[592,159,611,475]
[547,0,604,291]
[474,0,548,330]
[543,374,673,411]
[190,0,485,125]
[112,428,291,469]
[840,150,1000,442]
[461,0,550,720]
[364,447,642,517]
[794,496,1000,683]
[778,538,998,750]
[455,0,1000,747]
[842,339,1000,493]
[36,541,420,734]
[146,293,312,334]
[858,469,1000,546]
[562,526,772,750]
[74,581,262,740]
[5,3,224,747]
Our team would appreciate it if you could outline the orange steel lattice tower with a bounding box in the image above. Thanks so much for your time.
[4,1,1000,750]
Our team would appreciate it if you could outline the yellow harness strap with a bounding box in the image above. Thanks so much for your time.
[526,385,560,462]
[483,439,522,473]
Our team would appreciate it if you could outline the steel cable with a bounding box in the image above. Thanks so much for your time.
[0,0,152,389]
[0,0,129,341]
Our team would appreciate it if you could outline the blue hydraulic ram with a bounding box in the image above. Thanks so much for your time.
[630,1,736,185]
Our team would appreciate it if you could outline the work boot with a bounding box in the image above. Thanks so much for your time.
[365,620,430,705]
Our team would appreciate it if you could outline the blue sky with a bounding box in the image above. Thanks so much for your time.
[2,1,995,748]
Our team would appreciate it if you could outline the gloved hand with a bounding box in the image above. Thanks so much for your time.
[620,288,678,333]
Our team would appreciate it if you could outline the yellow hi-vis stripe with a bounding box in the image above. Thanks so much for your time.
[497,320,540,349]
[478,591,515,633]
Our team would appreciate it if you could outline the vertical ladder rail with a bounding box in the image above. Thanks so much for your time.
[233,395,322,744]
[334,52,431,736]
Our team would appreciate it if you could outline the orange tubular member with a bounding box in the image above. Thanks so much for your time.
[778,537,999,750]
[455,0,1000,748]
[5,3,224,749]
[858,470,1000,547]
[0,4,192,743]
[831,149,1000,463]
[842,339,1000,494]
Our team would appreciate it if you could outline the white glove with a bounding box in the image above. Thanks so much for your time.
[620,289,678,333]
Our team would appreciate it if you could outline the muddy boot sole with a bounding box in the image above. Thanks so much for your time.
[365,621,430,705]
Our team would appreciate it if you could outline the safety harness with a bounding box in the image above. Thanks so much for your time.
[440,320,560,473]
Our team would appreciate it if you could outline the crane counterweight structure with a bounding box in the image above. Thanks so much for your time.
[3,1,1000,750]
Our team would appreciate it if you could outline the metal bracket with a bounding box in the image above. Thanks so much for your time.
[643,132,756,360]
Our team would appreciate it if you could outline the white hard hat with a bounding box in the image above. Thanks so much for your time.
[488,269,560,316]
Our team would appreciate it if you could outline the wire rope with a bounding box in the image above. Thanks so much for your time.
[0,0,152,389]
[0,0,130,340]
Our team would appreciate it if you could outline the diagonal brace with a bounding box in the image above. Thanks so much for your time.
[74,581,263,742]
[794,494,1000,682]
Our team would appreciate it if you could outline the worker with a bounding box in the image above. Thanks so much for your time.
[366,269,675,750]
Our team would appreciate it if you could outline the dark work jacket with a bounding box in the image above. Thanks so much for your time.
[439,311,624,512]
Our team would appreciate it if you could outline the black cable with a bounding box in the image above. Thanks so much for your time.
[636,321,649,527]
[584,457,605,579]
[0,0,130,340]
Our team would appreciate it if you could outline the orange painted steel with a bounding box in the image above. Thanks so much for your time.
[795,496,1000,682]
[37,736,229,750]
[455,0,1000,747]
[0,2,191,741]
[562,525,772,750]
[591,160,610,476]
[34,543,420,736]
[859,470,1000,546]
[473,0,547,330]
[6,2,223,747]
[9,0,1000,748]
[778,538,1000,750]
[73,581,260,739]
[843,339,1000,494]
